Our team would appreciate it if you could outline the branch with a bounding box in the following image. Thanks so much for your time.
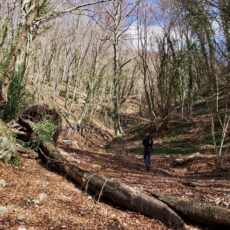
[37,0,111,23]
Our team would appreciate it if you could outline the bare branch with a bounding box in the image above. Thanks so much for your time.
[37,0,112,23]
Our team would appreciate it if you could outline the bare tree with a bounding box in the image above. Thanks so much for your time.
[0,0,112,110]
[98,0,138,136]
[0,0,47,108]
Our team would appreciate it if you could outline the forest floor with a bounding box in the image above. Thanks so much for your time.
[1,114,230,230]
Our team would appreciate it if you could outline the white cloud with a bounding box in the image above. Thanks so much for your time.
[126,21,188,52]
[126,22,164,51]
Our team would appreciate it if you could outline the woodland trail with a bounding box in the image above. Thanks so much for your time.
[58,115,230,223]
[0,157,169,230]
[1,115,230,230]
[59,142,230,213]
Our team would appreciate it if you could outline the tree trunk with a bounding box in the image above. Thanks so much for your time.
[113,39,122,137]
[39,141,184,229]
[9,104,230,229]
[112,1,123,137]
[8,105,183,228]
[0,0,46,108]
[154,193,230,228]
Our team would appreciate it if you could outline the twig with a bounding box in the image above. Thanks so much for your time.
[81,173,97,192]
[98,178,109,202]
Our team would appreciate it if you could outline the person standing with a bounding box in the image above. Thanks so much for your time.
[76,124,81,133]
[142,132,153,171]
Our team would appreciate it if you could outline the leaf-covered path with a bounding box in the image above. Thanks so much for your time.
[0,157,168,230]
[1,126,230,230]
[60,143,230,211]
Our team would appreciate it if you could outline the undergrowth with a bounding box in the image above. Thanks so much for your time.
[33,119,57,143]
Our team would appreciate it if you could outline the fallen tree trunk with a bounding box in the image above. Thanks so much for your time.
[15,144,39,159]
[7,105,184,227]
[153,193,230,228]
[39,141,184,229]
[172,152,201,166]
[9,104,230,229]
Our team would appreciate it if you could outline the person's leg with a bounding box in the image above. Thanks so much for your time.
[144,149,148,170]
[146,148,152,171]
[147,151,151,171]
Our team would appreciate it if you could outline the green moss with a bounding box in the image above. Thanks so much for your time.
[9,151,21,166]
[16,139,30,148]
[0,120,15,138]
[33,119,57,143]
[0,121,21,166]
[2,60,26,121]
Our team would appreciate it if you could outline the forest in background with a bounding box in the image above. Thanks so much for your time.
[0,0,230,134]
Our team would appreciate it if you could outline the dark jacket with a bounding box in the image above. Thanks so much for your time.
[142,135,153,148]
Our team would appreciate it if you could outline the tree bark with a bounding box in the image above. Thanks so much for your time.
[154,193,230,228]
[7,105,183,228]
[0,0,46,108]
[39,141,184,229]
[15,145,39,159]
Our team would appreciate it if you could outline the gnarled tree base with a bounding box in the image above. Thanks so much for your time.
[8,104,62,142]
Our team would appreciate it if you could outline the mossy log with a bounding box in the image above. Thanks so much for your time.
[15,145,39,159]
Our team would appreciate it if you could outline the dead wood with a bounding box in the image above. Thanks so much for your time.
[8,104,62,142]
[39,141,184,229]
[172,152,201,166]
[179,180,230,193]
[11,104,230,229]
[15,145,39,159]
[8,104,185,228]
[153,193,230,228]
[20,104,62,142]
